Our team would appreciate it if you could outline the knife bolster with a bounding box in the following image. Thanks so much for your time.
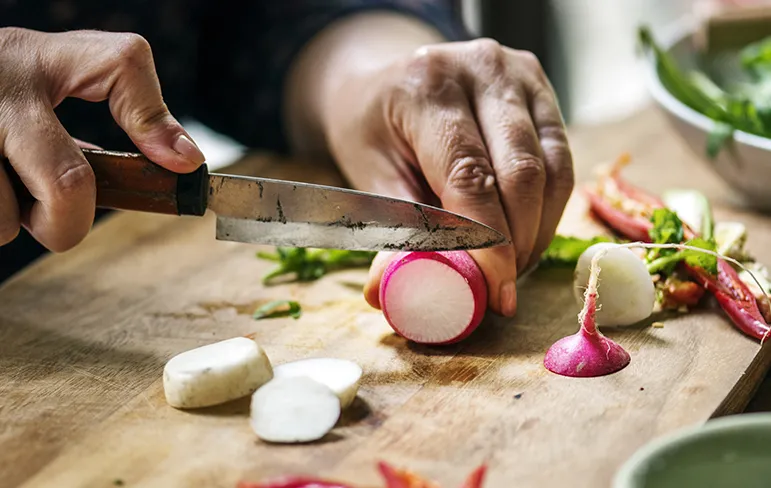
[176,165,208,216]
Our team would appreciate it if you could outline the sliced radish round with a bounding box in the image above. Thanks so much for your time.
[273,358,362,409]
[163,337,273,409]
[379,251,487,345]
[250,376,341,443]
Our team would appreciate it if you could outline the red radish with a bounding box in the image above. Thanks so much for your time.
[379,251,487,345]
[544,249,631,377]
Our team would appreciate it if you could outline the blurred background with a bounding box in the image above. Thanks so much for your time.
[461,0,703,125]
[192,0,763,167]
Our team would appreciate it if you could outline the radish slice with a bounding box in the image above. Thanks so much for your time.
[379,251,488,345]
[250,377,341,443]
[163,337,273,409]
[273,358,362,409]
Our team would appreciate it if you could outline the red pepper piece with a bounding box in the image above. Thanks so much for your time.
[377,462,438,488]
[685,261,770,340]
[377,462,487,488]
[585,190,652,242]
[459,465,487,488]
[236,478,355,488]
[659,276,705,309]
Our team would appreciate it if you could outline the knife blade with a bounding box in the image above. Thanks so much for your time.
[5,150,509,252]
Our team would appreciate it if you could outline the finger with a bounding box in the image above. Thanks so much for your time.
[45,31,204,172]
[0,164,21,246]
[527,83,575,268]
[364,251,397,309]
[5,104,95,252]
[474,78,546,273]
[403,87,518,316]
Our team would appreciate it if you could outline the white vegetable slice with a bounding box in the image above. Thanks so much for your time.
[273,358,362,409]
[250,376,341,443]
[163,337,273,409]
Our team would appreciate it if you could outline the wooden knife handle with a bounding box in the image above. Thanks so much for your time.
[3,149,209,216]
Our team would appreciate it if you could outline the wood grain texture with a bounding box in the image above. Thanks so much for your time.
[2,107,771,488]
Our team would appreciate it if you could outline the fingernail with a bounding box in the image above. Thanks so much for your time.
[173,134,205,165]
[500,280,517,317]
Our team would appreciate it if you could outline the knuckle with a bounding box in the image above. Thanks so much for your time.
[402,47,456,99]
[49,161,95,200]
[515,50,543,71]
[471,38,505,74]
[126,102,170,132]
[115,33,153,65]
[446,156,498,198]
[507,157,547,189]
[551,156,576,193]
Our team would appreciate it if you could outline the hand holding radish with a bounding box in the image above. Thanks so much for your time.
[310,35,576,318]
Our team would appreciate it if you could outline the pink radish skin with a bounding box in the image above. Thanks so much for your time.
[379,251,488,345]
[544,249,631,377]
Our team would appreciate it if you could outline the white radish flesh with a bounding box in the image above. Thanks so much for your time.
[250,377,340,443]
[379,251,488,344]
[163,337,273,409]
[573,243,655,326]
[273,358,362,409]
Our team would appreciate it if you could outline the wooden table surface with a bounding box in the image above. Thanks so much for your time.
[3,106,771,488]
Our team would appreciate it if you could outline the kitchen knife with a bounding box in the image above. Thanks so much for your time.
[5,149,509,252]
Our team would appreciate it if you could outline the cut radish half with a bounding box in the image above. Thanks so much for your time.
[250,377,341,443]
[273,358,362,409]
[379,251,487,345]
[163,337,273,409]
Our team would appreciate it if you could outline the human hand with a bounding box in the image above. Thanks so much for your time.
[0,28,204,252]
[322,38,574,317]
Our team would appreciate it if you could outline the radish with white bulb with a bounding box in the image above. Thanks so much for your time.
[273,358,362,409]
[573,242,655,327]
[378,251,488,345]
[250,376,341,443]
[163,337,274,409]
[546,247,632,377]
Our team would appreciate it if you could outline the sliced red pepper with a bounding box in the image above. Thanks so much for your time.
[236,478,354,488]
[377,462,439,488]
[685,261,770,340]
[585,190,652,242]
[377,462,487,488]
[586,159,771,341]
[459,465,487,488]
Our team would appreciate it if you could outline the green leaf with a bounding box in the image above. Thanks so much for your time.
[257,247,377,284]
[539,235,614,267]
[706,122,734,159]
[646,237,718,276]
[253,300,302,320]
[649,208,684,245]
[683,238,718,275]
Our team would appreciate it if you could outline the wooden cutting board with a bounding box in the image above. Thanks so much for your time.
[2,107,771,488]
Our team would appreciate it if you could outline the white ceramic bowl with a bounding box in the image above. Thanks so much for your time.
[644,23,771,210]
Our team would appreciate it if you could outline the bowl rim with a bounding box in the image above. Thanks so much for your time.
[612,413,771,487]
[642,18,771,152]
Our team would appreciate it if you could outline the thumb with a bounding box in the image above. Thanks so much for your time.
[48,31,205,172]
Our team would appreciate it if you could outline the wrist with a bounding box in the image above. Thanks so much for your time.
[283,11,445,157]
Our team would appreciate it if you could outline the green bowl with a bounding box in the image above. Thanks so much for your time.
[613,413,771,488]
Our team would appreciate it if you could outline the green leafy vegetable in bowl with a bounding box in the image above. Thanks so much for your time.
[639,26,771,158]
